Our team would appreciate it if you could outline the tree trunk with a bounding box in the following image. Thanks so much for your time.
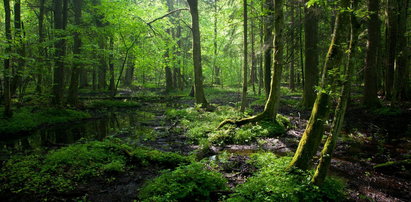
[392,0,409,102]
[240,0,248,112]
[363,0,380,108]
[302,1,319,109]
[67,0,83,106]
[263,0,274,98]
[52,0,67,105]
[109,37,115,91]
[250,2,257,95]
[313,3,359,184]
[289,3,295,91]
[11,0,25,96]
[384,0,397,99]
[3,0,12,117]
[289,0,350,171]
[187,0,208,107]
[213,0,220,85]
[36,0,46,93]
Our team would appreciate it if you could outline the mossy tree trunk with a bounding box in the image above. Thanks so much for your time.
[312,2,359,184]
[289,0,350,171]
[188,0,208,107]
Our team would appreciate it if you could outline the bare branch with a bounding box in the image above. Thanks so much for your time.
[147,8,189,25]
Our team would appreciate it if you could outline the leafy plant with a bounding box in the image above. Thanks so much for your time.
[228,153,346,202]
[138,162,228,201]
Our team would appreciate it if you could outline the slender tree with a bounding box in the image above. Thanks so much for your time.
[3,0,12,117]
[187,0,208,107]
[219,0,284,127]
[313,2,359,184]
[240,0,248,112]
[289,0,350,170]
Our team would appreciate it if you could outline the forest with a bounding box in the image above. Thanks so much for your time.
[0,0,410,201]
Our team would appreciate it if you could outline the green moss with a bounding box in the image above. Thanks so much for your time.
[167,106,289,146]
[0,107,90,134]
[138,162,228,201]
[228,153,346,202]
[86,100,141,108]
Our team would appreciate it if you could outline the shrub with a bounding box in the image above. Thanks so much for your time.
[130,147,190,167]
[138,162,228,201]
[228,153,346,202]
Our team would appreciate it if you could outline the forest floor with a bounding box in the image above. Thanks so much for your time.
[0,87,410,201]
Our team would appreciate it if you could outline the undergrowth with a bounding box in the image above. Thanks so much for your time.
[228,152,346,201]
[166,106,290,146]
[138,162,228,201]
[0,107,90,134]
[0,139,188,196]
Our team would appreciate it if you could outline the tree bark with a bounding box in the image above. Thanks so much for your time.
[363,0,380,108]
[11,0,25,96]
[187,0,208,107]
[36,0,46,93]
[384,0,397,99]
[302,1,319,109]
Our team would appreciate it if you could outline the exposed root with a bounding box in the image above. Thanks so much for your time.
[217,113,268,129]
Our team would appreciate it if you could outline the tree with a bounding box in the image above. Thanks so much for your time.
[3,0,12,117]
[312,1,360,184]
[52,0,68,105]
[289,0,350,171]
[187,0,208,107]
[218,0,284,127]
[363,0,380,108]
[302,1,319,109]
[240,0,248,112]
[263,0,274,98]
[67,0,83,106]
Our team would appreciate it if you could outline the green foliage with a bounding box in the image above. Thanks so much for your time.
[0,139,188,196]
[86,100,141,108]
[228,153,346,202]
[130,147,190,167]
[138,162,228,201]
[0,140,127,195]
[0,107,90,134]
[167,106,289,146]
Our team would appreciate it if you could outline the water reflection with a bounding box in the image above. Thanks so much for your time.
[0,109,158,155]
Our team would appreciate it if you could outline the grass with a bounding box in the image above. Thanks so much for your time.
[0,107,90,134]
